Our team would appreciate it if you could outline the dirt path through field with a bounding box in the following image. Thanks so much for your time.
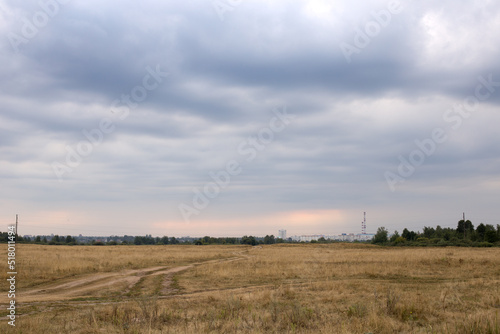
[18,249,254,304]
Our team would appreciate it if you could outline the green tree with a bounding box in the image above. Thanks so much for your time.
[372,227,388,244]
[442,228,455,241]
[263,235,275,244]
[389,231,400,243]
[241,235,257,246]
[457,220,474,239]
[423,226,435,239]
[402,228,417,241]
[476,223,486,241]
[435,225,444,238]
[485,224,499,243]
[201,236,217,244]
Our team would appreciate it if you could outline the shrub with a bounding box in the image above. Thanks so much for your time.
[478,242,493,247]
[393,237,406,245]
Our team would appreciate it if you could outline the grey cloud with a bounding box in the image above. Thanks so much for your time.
[1,0,499,236]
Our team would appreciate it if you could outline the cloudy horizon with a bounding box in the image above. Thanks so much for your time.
[1,0,499,237]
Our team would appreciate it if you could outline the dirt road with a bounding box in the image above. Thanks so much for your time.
[18,250,253,304]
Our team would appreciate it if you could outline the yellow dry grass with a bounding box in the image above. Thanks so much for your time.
[1,243,499,333]
[0,244,237,290]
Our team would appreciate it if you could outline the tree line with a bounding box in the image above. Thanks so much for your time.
[0,233,284,246]
[193,235,285,245]
[0,233,180,245]
[372,220,500,247]
[0,234,78,245]
[3,220,499,247]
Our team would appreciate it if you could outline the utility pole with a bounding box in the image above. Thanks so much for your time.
[15,214,18,240]
[362,212,366,235]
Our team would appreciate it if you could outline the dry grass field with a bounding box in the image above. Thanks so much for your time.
[1,243,499,333]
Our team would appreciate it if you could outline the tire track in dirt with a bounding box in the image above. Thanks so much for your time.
[17,248,256,304]
[2,247,269,320]
[19,266,170,302]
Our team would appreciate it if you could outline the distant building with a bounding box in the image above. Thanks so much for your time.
[356,233,375,242]
[329,233,375,242]
[290,233,375,242]
[299,234,324,242]
[278,230,287,239]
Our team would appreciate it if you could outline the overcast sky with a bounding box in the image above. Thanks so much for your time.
[1,0,499,237]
